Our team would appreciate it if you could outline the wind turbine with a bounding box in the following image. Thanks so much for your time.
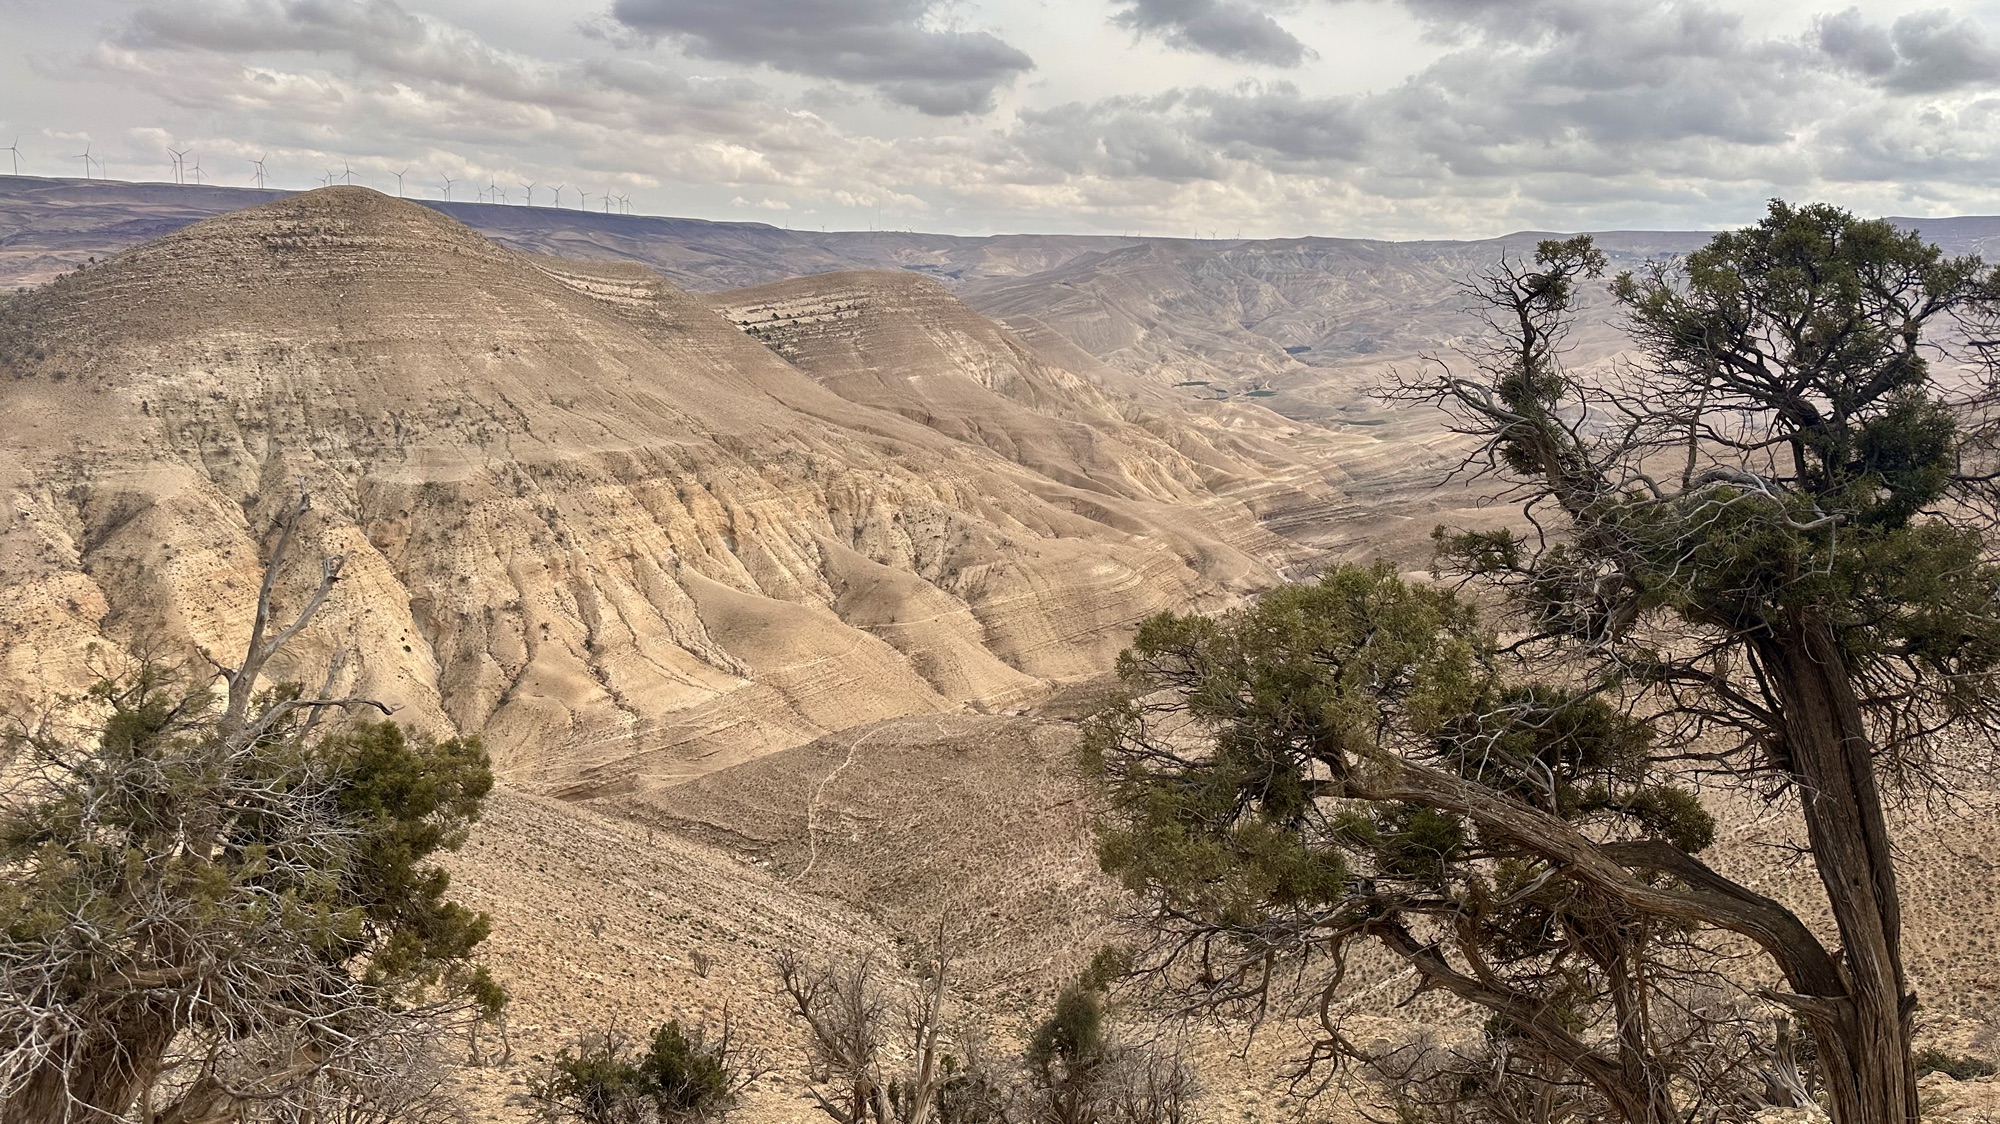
[4,138,20,176]
[252,155,268,190]
[578,189,590,211]
[393,167,407,197]
[341,161,354,185]
[167,147,186,184]
[438,174,454,201]
[519,180,535,206]
[74,141,91,180]
[189,156,203,185]
[617,192,630,215]
[488,176,503,204]
[549,183,564,208]
[601,188,611,213]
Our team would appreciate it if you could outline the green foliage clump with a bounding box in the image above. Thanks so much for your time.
[326,720,500,1008]
[1015,968,1197,1124]
[1027,982,1108,1080]
[532,1020,743,1124]
[1089,563,1712,937]
[1087,563,1729,1123]
[2,672,497,995]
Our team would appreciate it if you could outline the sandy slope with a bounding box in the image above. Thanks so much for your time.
[438,712,2000,1122]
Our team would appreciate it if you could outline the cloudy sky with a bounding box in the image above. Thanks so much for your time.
[4,0,2000,237]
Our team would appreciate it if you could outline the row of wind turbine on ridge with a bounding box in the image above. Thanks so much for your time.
[436,173,628,212]
[0,139,639,215]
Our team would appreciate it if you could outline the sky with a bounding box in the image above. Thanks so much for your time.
[3,0,2000,238]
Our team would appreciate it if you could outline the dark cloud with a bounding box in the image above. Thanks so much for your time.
[1816,7,2000,95]
[131,0,425,57]
[1014,0,2000,233]
[1014,80,1373,184]
[607,0,1032,115]
[1110,0,1309,66]
[126,0,628,108]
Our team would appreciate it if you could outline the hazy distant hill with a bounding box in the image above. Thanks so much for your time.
[963,220,2000,394]
[10,175,1994,295]
[0,176,1142,291]
[14,176,1993,433]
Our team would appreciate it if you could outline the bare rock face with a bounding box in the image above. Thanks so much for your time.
[0,187,1316,791]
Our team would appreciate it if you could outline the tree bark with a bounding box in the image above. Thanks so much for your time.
[1756,617,1918,1124]
[1599,941,1680,1124]
[1,1003,176,1124]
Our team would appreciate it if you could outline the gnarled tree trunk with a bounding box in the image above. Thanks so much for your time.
[2,1003,176,1124]
[1756,616,1918,1124]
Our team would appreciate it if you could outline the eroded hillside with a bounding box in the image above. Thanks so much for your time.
[0,187,1338,792]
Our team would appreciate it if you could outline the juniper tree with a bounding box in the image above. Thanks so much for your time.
[1089,204,2000,1124]
[1019,971,1197,1124]
[0,496,500,1123]
[1090,567,1766,1123]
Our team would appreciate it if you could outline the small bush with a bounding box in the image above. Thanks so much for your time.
[531,1020,745,1124]
[1916,1048,1998,1080]
[639,1020,737,1118]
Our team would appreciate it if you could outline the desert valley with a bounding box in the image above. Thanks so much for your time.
[3,174,2000,1124]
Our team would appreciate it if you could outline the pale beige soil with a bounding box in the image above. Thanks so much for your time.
[434,712,2000,1122]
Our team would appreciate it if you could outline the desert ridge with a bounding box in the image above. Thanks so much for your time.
[0,186,1337,795]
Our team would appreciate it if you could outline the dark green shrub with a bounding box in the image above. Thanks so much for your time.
[639,1020,738,1119]
[532,1020,745,1124]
